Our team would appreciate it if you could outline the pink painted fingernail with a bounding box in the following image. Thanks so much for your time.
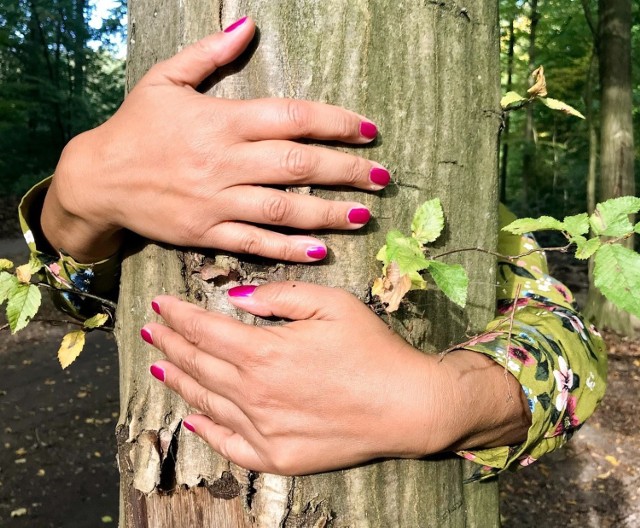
[183,420,195,432]
[228,285,257,297]
[369,167,390,187]
[360,121,378,139]
[348,208,371,225]
[224,16,247,33]
[140,328,153,345]
[306,246,327,260]
[150,364,165,382]
[151,301,161,315]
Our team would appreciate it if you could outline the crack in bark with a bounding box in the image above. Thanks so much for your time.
[158,425,180,492]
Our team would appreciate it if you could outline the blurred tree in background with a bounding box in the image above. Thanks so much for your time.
[0,0,125,196]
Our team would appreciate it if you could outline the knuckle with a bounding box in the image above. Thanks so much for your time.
[181,317,207,348]
[263,194,294,224]
[343,157,364,186]
[237,230,264,255]
[194,389,216,416]
[281,146,313,179]
[319,206,342,229]
[335,114,353,138]
[285,100,310,135]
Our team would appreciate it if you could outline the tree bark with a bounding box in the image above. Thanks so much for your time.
[116,1,502,526]
[585,0,636,335]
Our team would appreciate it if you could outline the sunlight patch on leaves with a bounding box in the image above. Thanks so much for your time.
[574,237,601,260]
[84,313,109,329]
[593,244,640,318]
[7,283,41,333]
[411,198,444,245]
[562,213,589,237]
[0,259,13,271]
[426,260,469,308]
[539,97,585,119]
[502,216,565,235]
[501,91,527,109]
[58,330,87,369]
[590,196,640,237]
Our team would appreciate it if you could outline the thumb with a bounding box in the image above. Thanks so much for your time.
[227,282,356,321]
[142,16,255,88]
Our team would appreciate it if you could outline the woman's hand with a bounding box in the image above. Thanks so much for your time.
[141,282,530,476]
[42,17,388,263]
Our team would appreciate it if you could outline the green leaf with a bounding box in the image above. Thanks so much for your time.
[376,244,388,263]
[58,330,86,369]
[593,244,640,318]
[502,216,565,235]
[84,313,109,329]
[6,283,41,334]
[426,260,469,308]
[574,237,601,260]
[590,196,640,237]
[0,272,20,305]
[500,91,527,109]
[0,259,13,271]
[385,230,431,274]
[411,198,444,245]
[562,213,589,237]
[635,222,640,235]
[538,97,585,119]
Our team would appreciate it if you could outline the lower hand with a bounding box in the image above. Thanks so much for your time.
[43,17,388,263]
[141,281,530,475]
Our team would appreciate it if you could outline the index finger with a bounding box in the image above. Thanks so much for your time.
[228,98,378,144]
[151,295,257,364]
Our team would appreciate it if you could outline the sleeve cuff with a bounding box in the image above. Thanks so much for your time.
[19,176,120,318]
[457,302,607,481]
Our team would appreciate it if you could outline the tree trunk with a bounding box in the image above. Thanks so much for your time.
[116,1,502,526]
[522,0,539,209]
[585,0,636,335]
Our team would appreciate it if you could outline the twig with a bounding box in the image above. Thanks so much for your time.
[0,323,8,332]
[503,283,522,403]
[432,243,572,262]
[35,281,117,310]
[32,318,114,332]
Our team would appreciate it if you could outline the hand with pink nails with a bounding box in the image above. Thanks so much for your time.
[41,16,386,264]
[141,283,530,476]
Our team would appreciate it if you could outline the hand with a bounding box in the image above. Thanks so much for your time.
[141,282,530,475]
[43,17,388,263]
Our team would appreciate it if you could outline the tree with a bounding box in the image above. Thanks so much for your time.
[116,1,502,526]
[584,0,636,334]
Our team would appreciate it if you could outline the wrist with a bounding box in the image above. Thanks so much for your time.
[42,132,124,263]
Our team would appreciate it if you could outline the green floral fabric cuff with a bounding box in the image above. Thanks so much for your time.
[18,176,120,319]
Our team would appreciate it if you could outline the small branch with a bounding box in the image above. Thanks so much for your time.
[432,243,572,262]
[0,323,8,332]
[32,317,114,333]
[35,281,118,310]
[503,284,522,403]
[580,0,598,44]
[503,97,536,113]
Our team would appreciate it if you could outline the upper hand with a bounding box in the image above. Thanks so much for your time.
[43,17,388,263]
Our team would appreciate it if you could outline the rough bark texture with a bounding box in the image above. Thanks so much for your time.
[585,0,636,335]
[116,1,502,526]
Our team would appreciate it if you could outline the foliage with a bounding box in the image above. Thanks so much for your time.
[0,0,125,196]
[372,196,640,319]
[373,199,469,312]
[502,196,640,317]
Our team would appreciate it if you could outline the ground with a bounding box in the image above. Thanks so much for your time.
[0,224,639,527]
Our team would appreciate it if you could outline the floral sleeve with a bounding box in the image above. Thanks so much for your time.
[18,177,120,319]
[457,205,608,481]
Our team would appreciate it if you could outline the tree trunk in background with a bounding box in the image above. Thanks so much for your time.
[500,16,516,204]
[522,0,539,209]
[116,1,502,526]
[585,0,636,335]
[585,52,598,216]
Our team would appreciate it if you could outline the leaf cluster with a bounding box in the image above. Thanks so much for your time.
[503,196,640,318]
[0,256,110,369]
[372,199,469,313]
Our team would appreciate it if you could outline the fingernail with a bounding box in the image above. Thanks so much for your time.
[150,364,165,382]
[360,121,378,139]
[183,420,195,433]
[306,245,327,260]
[140,327,153,345]
[348,208,371,225]
[228,285,257,297]
[224,16,247,33]
[369,167,390,187]
[151,301,161,315]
